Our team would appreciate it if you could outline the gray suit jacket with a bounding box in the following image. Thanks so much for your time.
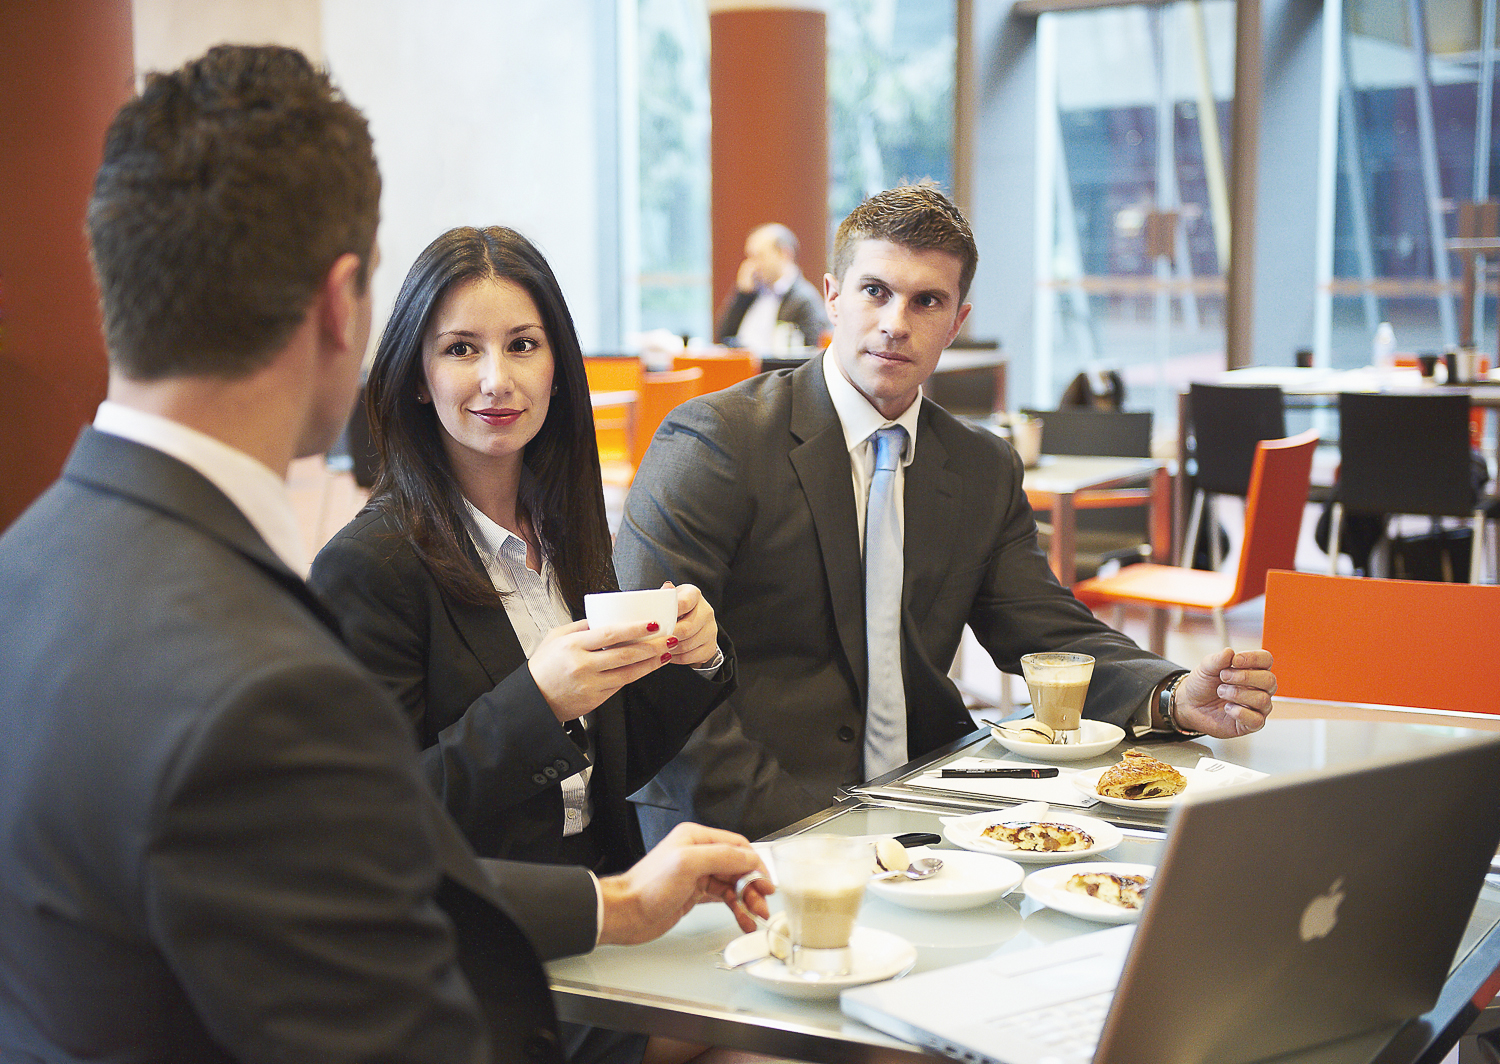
[615,357,1177,841]
[0,429,597,1064]
[714,271,830,348]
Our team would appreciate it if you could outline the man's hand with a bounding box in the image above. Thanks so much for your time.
[597,823,771,945]
[663,582,719,667]
[735,256,762,293]
[1172,648,1276,737]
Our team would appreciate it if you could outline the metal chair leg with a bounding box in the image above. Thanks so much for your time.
[1148,608,1168,656]
[1327,503,1344,575]
[1182,490,1206,567]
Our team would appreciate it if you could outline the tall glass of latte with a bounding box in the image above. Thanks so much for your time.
[770,835,870,977]
[1020,652,1095,744]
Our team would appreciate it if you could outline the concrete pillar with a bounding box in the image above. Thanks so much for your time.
[708,0,829,318]
[0,0,133,529]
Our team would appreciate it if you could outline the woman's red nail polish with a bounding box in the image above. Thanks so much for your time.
[665,637,679,648]
[660,652,672,663]
[646,622,660,632]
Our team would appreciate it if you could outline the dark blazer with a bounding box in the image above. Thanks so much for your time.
[714,271,830,348]
[0,429,598,1064]
[309,508,733,870]
[615,357,1179,842]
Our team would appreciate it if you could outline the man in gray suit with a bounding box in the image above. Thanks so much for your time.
[0,45,765,1063]
[714,223,829,351]
[618,184,1277,844]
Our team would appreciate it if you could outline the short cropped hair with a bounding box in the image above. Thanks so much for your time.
[87,45,380,381]
[831,183,978,302]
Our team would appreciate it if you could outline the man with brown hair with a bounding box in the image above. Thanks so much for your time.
[619,183,1277,843]
[0,45,765,1063]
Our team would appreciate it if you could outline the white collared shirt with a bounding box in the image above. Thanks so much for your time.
[463,502,593,837]
[821,354,923,551]
[93,401,310,575]
[737,262,799,353]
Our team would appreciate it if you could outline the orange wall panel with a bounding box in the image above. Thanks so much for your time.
[0,0,133,529]
[709,7,828,320]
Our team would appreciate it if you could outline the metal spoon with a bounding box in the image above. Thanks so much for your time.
[871,856,944,881]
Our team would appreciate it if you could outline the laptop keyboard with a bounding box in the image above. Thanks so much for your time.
[983,989,1112,1064]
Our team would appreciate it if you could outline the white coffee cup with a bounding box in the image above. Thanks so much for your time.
[1011,413,1043,468]
[583,588,678,640]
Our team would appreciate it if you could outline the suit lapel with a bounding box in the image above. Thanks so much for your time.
[787,360,869,696]
[441,537,529,689]
[63,429,343,636]
[902,407,964,623]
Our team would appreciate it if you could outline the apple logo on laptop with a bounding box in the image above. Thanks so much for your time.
[1299,878,1345,941]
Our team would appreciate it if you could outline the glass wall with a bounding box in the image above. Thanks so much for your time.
[636,0,712,342]
[1324,0,1498,366]
[1035,1,1236,424]
[828,0,955,225]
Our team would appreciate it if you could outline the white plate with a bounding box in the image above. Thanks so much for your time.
[866,848,1025,910]
[724,926,917,1000]
[1023,862,1156,924]
[941,806,1123,864]
[1071,763,1212,810]
[990,718,1126,761]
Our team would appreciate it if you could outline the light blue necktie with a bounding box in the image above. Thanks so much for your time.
[863,426,908,779]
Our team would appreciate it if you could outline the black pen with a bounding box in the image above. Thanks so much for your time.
[940,766,1059,779]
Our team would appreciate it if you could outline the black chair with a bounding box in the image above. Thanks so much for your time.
[1020,408,1154,579]
[1183,383,1286,570]
[1327,392,1495,583]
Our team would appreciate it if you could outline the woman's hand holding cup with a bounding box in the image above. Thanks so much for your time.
[528,616,673,723]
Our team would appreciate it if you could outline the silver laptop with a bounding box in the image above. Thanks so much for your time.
[842,734,1500,1064]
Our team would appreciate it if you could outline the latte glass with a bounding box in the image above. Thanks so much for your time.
[770,835,869,977]
[1021,652,1095,744]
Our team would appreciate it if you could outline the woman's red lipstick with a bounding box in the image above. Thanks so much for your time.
[472,408,522,425]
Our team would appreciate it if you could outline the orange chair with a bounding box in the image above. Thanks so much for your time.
[1262,569,1500,715]
[584,357,643,468]
[1073,429,1318,655]
[597,367,706,489]
[672,352,759,396]
[583,355,644,393]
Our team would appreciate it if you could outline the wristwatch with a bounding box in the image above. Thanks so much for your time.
[1157,672,1202,736]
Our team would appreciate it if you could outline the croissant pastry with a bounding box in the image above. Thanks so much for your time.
[1096,749,1186,800]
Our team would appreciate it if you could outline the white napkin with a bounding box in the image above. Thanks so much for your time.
[914,757,1100,807]
[1192,757,1268,788]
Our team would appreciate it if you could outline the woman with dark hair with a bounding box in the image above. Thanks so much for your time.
[309,226,733,878]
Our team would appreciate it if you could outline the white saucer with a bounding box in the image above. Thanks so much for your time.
[941,806,1123,864]
[1071,764,1215,810]
[866,848,1024,910]
[990,718,1126,761]
[1023,862,1156,924]
[724,926,917,1000]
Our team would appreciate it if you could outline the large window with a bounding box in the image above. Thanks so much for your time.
[1036,1,1236,423]
[828,0,955,225]
[1324,0,1498,365]
[636,0,712,342]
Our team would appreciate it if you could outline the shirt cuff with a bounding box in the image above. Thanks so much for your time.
[588,870,603,947]
[690,646,726,676]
